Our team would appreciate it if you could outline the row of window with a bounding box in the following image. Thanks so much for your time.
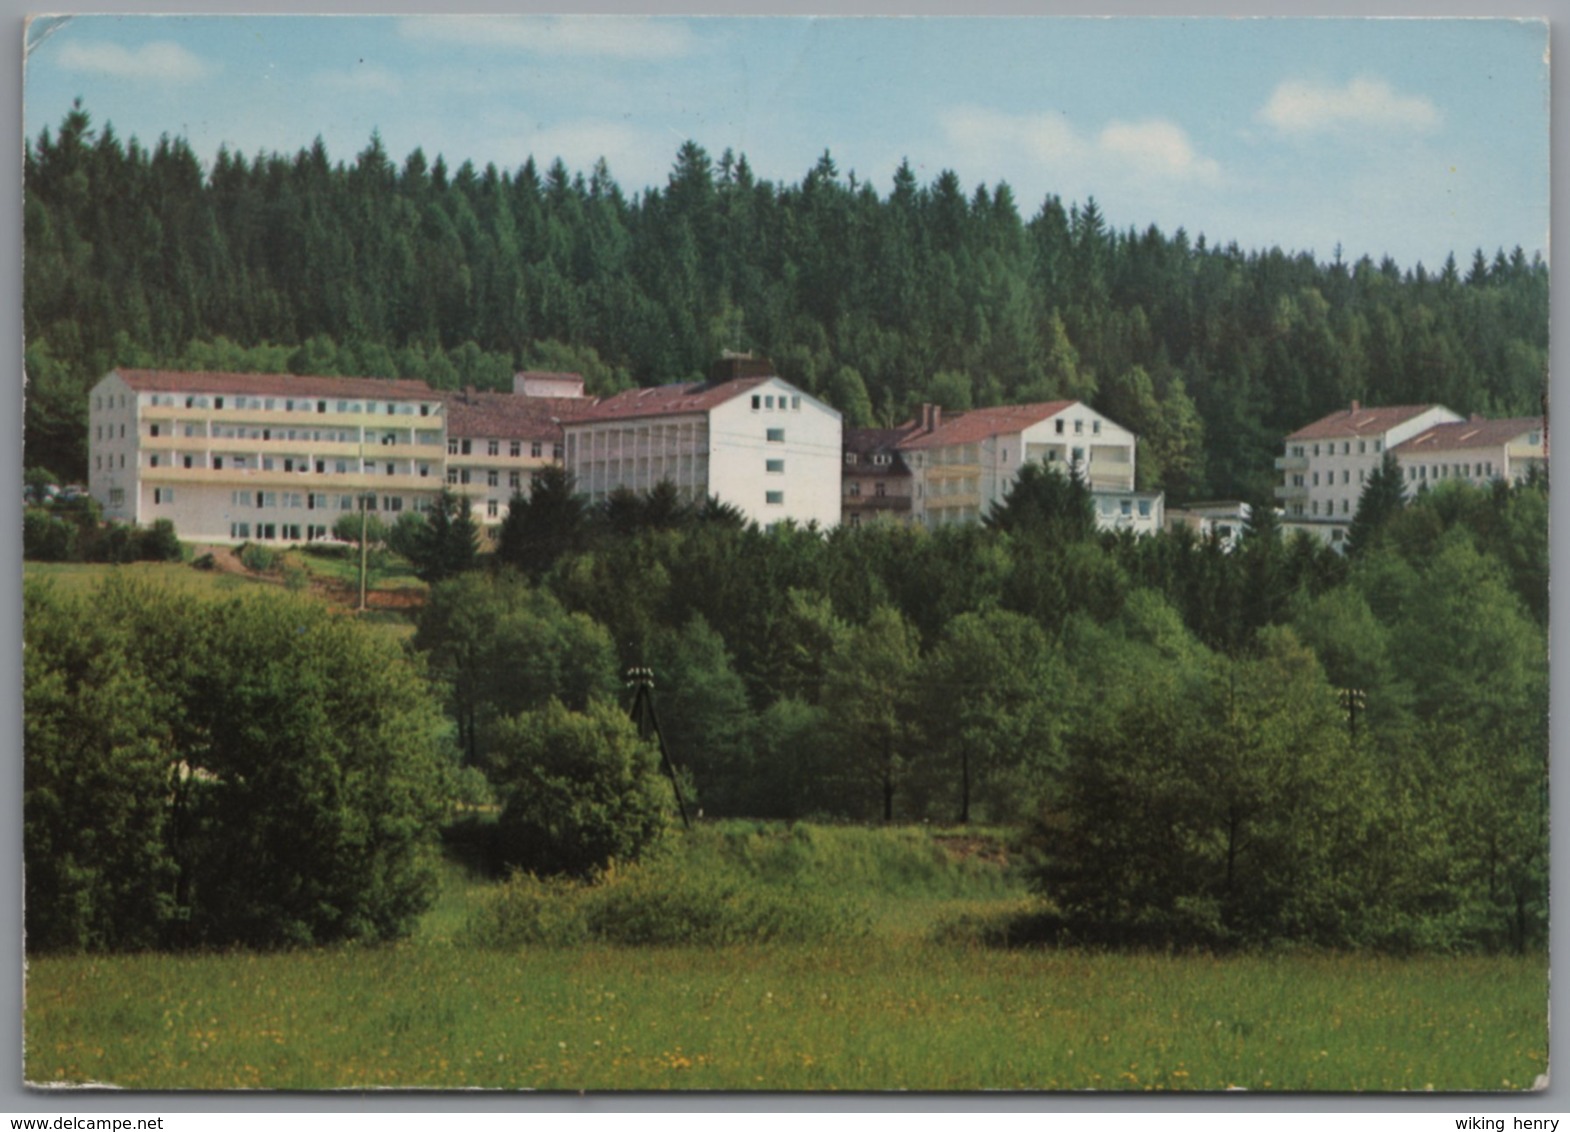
[447,468,526,490]
[1055,418,1101,437]
[845,452,893,466]
[148,452,435,478]
[846,482,889,498]
[1290,439,1383,458]
[137,393,436,417]
[448,438,561,459]
[751,394,802,411]
[229,523,333,542]
[1099,498,1155,519]
[1408,462,1494,482]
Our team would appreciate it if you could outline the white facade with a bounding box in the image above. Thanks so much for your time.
[88,369,448,544]
[899,401,1142,531]
[1276,402,1461,546]
[562,376,843,529]
[1392,417,1548,496]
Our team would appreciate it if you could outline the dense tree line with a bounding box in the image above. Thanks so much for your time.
[25,102,1548,503]
[411,465,1547,951]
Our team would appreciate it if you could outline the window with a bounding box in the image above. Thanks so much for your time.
[1071,447,1084,463]
[845,453,858,465]
[460,439,472,455]
[1358,440,1366,454]
[385,496,403,513]
[1342,470,1350,484]
[488,440,500,457]
[1092,421,1101,435]
[1121,499,1133,516]
[318,401,328,414]
[1313,444,1320,457]
[447,469,459,485]
[792,396,801,410]
[765,396,775,409]
[419,464,430,478]
[553,444,563,460]
[766,428,785,443]
[766,459,784,474]
[1074,420,1083,435]
[487,470,499,488]
[1373,440,1382,452]
[213,457,224,470]
[874,482,886,498]
[510,441,522,458]
[183,455,194,469]
[509,471,521,489]
[150,424,160,438]
[1341,499,1350,514]
[873,453,891,466]
[531,441,543,458]
[486,499,499,518]
[109,489,125,507]
[1138,499,1151,517]
[1055,420,1065,435]
[848,482,861,497]
[766,490,784,505]
[154,487,174,504]
[1312,472,1320,486]
[751,395,761,410]
[448,439,459,455]
[460,469,471,485]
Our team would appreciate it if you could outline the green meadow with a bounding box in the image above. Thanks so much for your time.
[24,823,1548,1092]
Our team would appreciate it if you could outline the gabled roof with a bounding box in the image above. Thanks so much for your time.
[896,401,1076,451]
[563,377,773,424]
[110,367,437,402]
[1287,404,1446,441]
[1392,416,1546,455]
[844,426,919,476]
[442,389,594,441]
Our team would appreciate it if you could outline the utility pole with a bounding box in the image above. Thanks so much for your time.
[1338,687,1366,742]
[358,492,369,613]
[626,666,692,829]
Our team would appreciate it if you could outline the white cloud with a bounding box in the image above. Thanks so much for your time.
[55,39,213,84]
[939,106,1221,187]
[1098,119,1222,185]
[1258,77,1441,135]
[396,16,694,61]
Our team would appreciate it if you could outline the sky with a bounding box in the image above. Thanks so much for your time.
[21,15,1550,272]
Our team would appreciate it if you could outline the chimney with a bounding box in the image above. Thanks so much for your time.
[922,403,942,432]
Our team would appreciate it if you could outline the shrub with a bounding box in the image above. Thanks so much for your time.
[23,508,76,561]
[492,698,671,878]
[238,542,279,574]
[24,577,450,951]
[461,855,868,948]
[137,519,183,562]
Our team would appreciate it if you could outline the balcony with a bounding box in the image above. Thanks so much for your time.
[1275,482,1308,501]
[1275,454,1309,472]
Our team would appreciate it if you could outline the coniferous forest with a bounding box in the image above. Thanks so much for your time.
[23,101,1549,499]
[21,101,1552,956]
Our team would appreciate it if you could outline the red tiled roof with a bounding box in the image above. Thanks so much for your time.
[1392,416,1546,455]
[896,401,1076,450]
[1287,404,1446,441]
[442,389,595,441]
[564,377,772,424]
[111,367,437,401]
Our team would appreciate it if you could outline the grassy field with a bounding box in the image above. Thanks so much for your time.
[23,823,1549,1093]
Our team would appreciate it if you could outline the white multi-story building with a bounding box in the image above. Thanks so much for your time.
[895,401,1162,534]
[88,368,448,543]
[441,373,592,528]
[562,360,843,529]
[1275,401,1462,546]
[1390,415,1548,494]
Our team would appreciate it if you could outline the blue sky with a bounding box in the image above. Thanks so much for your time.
[22,15,1549,271]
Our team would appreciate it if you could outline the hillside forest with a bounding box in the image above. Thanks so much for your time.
[20,103,1550,958]
[23,101,1549,500]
